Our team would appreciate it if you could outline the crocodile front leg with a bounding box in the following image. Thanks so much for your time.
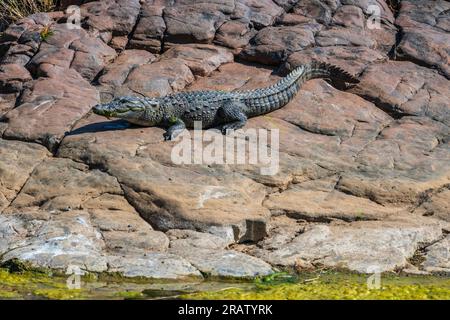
[163,118,186,141]
[219,101,248,135]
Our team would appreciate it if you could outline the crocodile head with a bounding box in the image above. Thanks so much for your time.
[93,96,163,126]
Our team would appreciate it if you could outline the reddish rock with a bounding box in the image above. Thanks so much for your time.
[188,62,278,92]
[161,44,234,77]
[0,13,62,66]
[286,46,387,75]
[29,43,75,75]
[0,64,32,93]
[128,4,166,53]
[293,0,339,24]
[163,4,228,45]
[109,36,129,51]
[396,0,450,78]
[271,79,391,152]
[276,13,318,26]
[69,33,117,81]
[2,65,99,151]
[81,0,141,36]
[26,23,117,81]
[332,5,365,28]
[2,44,37,66]
[7,157,123,211]
[316,27,373,48]
[99,50,156,87]
[58,115,271,243]
[265,178,400,222]
[108,45,233,98]
[340,0,395,24]
[124,58,194,97]
[351,61,450,125]
[337,117,450,205]
[214,20,257,51]
[241,25,315,65]
[0,139,49,213]
[0,93,17,116]
[233,0,284,29]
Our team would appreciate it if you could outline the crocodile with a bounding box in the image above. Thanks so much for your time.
[92,62,359,141]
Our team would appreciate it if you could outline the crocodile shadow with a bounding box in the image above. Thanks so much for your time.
[66,119,135,136]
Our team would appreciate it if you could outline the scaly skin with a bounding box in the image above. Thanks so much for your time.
[93,62,359,140]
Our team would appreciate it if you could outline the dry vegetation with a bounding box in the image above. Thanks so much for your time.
[0,0,57,30]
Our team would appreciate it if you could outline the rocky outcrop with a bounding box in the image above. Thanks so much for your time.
[0,0,449,279]
[396,0,450,79]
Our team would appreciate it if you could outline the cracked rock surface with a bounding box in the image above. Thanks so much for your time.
[0,0,449,279]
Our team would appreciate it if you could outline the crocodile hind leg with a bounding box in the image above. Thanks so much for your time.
[163,118,186,141]
[219,101,248,135]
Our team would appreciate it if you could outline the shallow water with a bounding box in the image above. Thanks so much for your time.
[0,269,449,300]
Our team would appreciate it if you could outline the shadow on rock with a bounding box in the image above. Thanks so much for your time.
[67,119,132,136]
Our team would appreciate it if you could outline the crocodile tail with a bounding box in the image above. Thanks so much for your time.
[302,61,359,89]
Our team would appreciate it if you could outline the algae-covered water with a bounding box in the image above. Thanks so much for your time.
[0,268,449,300]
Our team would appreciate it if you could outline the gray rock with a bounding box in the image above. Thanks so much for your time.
[107,253,202,279]
[421,235,450,274]
[171,248,273,278]
[168,228,272,277]
[252,218,444,273]
[1,210,108,272]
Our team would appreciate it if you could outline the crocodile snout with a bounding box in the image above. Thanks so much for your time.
[92,104,111,119]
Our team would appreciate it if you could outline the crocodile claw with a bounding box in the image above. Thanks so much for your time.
[163,132,172,141]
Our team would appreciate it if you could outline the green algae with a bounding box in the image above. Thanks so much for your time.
[114,291,144,299]
[33,288,86,300]
[0,289,21,299]
[0,268,90,299]
[0,267,449,300]
[181,272,450,300]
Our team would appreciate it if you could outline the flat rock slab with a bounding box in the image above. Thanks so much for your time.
[265,178,401,222]
[0,139,50,212]
[251,217,445,273]
[107,253,202,279]
[58,113,270,243]
[169,230,273,277]
[1,210,108,272]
